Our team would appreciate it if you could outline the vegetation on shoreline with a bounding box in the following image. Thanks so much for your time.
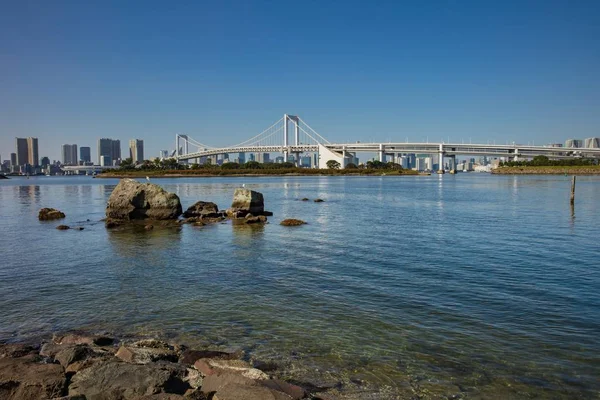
[494,155,600,174]
[493,165,600,175]
[499,155,597,168]
[100,158,419,177]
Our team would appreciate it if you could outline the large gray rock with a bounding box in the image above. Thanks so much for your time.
[69,361,189,399]
[182,201,219,218]
[230,189,264,215]
[106,179,182,220]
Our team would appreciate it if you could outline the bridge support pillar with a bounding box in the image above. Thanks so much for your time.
[378,144,384,162]
[438,152,445,174]
[450,155,457,174]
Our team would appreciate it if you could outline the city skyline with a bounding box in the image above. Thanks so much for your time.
[1,2,599,161]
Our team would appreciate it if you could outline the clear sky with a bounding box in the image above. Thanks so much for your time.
[1,0,599,162]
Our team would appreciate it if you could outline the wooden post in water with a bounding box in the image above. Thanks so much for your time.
[570,176,576,205]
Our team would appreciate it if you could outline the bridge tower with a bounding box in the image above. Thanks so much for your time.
[175,135,189,163]
[438,144,445,174]
[283,114,300,164]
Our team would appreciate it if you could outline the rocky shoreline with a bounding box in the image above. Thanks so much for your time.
[0,331,327,400]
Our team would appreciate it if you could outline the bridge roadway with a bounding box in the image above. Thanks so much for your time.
[177,142,600,161]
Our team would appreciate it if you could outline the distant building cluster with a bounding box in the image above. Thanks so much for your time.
[563,138,600,149]
[1,136,146,175]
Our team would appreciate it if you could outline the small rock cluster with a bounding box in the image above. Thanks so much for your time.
[104,181,274,228]
[0,333,310,400]
[41,180,312,231]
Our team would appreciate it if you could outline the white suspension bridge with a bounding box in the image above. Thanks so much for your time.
[173,114,600,172]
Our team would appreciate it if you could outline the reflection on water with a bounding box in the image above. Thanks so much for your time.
[107,223,182,259]
[1,175,600,398]
[16,185,41,205]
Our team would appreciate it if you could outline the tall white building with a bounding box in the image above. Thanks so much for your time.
[584,138,600,148]
[129,139,144,163]
[565,139,583,148]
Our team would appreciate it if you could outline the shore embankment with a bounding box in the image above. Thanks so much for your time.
[492,166,600,175]
[0,332,320,400]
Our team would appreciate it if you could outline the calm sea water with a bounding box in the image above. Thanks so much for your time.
[0,174,598,399]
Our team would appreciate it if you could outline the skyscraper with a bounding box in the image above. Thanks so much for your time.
[112,140,121,161]
[565,139,583,148]
[10,153,16,167]
[80,147,91,162]
[15,138,28,166]
[584,138,600,148]
[98,138,121,165]
[61,144,78,165]
[27,137,39,166]
[129,139,144,163]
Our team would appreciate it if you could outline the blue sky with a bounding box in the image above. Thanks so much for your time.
[1,0,599,161]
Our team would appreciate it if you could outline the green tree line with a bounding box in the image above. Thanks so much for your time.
[500,155,596,167]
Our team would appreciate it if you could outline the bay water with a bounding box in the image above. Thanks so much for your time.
[0,175,598,398]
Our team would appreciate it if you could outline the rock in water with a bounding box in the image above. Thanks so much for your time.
[106,179,182,220]
[183,201,220,218]
[39,208,66,221]
[280,219,306,226]
[230,189,264,215]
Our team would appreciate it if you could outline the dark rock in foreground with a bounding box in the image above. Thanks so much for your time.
[313,198,325,203]
[39,207,66,221]
[56,225,71,230]
[0,355,67,400]
[69,361,189,399]
[0,333,312,400]
[106,179,182,220]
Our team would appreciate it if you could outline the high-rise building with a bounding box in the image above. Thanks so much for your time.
[415,158,424,171]
[98,138,121,165]
[27,137,39,166]
[10,153,16,167]
[238,152,245,164]
[584,138,600,148]
[565,139,583,148]
[16,138,28,166]
[100,155,112,167]
[112,140,121,161]
[80,147,91,162]
[128,139,144,163]
[41,157,50,167]
[62,144,78,165]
